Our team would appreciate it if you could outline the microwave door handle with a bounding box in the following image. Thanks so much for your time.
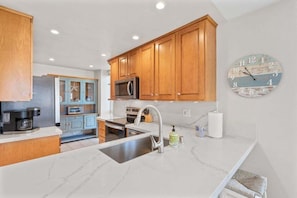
[127,81,132,96]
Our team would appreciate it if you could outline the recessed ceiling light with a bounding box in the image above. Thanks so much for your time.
[101,53,107,57]
[49,58,55,62]
[132,35,139,40]
[89,65,94,68]
[156,1,165,10]
[50,29,60,35]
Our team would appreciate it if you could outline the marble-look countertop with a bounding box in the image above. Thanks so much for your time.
[0,126,62,144]
[0,123,256,198]
[96,114,123,121]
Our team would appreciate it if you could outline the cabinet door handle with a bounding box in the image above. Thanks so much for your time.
[151,93,154,96]
[177,92,181,96]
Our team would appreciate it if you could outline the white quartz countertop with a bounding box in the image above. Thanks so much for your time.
[96,114,122,121]
[0,123,256,198]
[0,126,62,144]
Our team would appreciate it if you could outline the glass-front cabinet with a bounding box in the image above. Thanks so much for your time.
[59,79,66,103]
[60,78,97,105]
[84,80,96,104]
[59,77,98,143]
[70,80,81,103]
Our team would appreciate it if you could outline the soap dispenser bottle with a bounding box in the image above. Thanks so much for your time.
[169,125,179,147]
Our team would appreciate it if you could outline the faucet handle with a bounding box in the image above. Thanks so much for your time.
[150,135,164,153]
[150,135,158,150]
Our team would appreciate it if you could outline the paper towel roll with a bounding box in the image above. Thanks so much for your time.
[208,112,223,138]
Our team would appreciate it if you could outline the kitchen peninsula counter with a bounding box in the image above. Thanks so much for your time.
[0,123,256,198]
[0,126,62,166]
[96,114,122,121]
[0,126,62,144]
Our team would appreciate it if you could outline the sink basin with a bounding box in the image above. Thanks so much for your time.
[99,136,169,163]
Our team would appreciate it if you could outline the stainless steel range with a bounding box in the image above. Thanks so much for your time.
[104,107,145,142]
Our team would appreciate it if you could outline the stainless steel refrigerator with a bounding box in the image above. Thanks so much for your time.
[1,76,56,128]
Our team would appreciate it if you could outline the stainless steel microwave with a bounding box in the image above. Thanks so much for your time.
[115,77,139,99]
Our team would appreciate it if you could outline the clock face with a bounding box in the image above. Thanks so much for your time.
[227,54,283,98]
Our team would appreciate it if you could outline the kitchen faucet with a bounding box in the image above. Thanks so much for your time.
[134,105,164,153]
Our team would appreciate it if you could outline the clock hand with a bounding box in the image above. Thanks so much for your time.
[243,67,256,80]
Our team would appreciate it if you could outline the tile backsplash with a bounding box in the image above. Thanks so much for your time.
[113,100,216,129]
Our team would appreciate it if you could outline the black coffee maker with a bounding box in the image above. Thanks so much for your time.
[2,107,40,132]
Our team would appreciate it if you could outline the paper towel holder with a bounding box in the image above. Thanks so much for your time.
[208,111,223,138]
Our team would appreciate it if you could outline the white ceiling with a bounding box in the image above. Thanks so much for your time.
[0,0,281,71]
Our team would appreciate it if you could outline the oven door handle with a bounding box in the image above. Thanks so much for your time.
[105,122,125,131]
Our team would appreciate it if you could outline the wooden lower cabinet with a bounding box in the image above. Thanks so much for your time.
[0,135,60,166]
[98,120,106,143]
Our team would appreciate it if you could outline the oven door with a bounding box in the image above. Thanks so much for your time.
[105,122,126,142]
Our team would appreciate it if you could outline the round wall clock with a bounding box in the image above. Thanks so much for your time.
[227,54,283,98]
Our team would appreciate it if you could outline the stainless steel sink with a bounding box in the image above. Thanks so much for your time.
[99,136,169,163]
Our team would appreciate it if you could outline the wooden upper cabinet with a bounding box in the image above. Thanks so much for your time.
[109,58,119,99]
[140,34,175,100]
[0,6,33,101]
[176,17,216,101]
[128,49,138,77]
[118,49,138,79]
[154,34,176,100]
[139,43,155,100]
[118,55,128,79]
[110,15,217,101]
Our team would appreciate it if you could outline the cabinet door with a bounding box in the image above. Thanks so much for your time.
[118,50,138,80]
[84,114,97,129]
[118,55,128,79]
[69,79,82,103]
[59,116,68,131]
[59,79,67,104]
[176,19,216,101]
[127,49,138,77]
[176,22,206,100]
[83,80,97,104]
[98,120,106,143]
[68,116,84,131]
[139,43,155,100]
[109,58,119,99]
[154,34,176,100]
[0,7,33,101]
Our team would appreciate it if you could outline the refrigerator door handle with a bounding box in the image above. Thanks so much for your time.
[54,77,60,124]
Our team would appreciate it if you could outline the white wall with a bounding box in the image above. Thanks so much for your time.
[98,70,112,115]
[217,1,297,197]
[113,100,216,129]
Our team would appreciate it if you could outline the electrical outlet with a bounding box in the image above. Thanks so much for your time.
[183,109,191,117]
